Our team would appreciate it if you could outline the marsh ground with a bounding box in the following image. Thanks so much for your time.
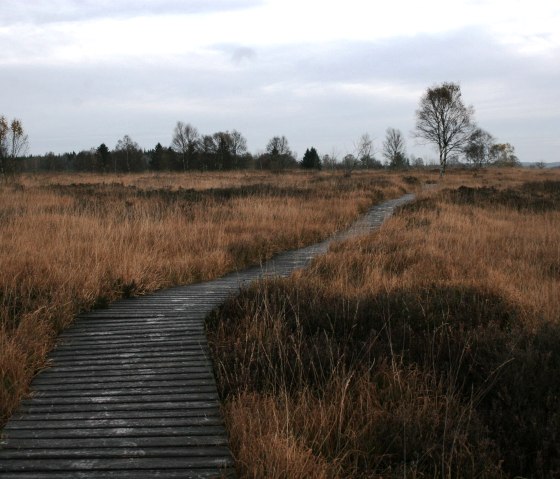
[0,170,416,426]
[2,167,558,477]
[207,167,560,478]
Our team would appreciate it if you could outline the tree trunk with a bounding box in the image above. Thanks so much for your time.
[439,150,446,177]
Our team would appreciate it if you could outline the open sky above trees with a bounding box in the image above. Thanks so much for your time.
[1,0,559,163]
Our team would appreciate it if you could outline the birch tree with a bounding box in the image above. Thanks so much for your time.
[415,82,474,176]
[172,121,199,171]
[0,116,29,178]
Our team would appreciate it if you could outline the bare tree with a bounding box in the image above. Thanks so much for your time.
[354,133,375,168]
[0,116,8,177]
[115,135,142,172]
[382,128,408,169]
[266,135,292,156]
[229,130,248,168]
[172,121,199,171]
[464,128,494,168]
[490,143,520,167]
[342,153,358,174]
[0,116,29,178]
[8,119,28,159]
[263,136,296,170]
[410,155,424,168]
[415,82,475,176]
[322,148,339,170]
[199,134,217,170]
[229,130,247,157]
[212,131,234,170]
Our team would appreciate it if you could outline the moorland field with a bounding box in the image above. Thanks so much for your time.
[206,168,560,478]
[1,168,559,477]
[0,170,414,426]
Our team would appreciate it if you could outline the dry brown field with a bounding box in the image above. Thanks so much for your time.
[207,167,560,478]
[0,170,418,426]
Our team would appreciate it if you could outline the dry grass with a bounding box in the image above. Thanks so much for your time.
[0,170,418,426]
[207,168,560,478]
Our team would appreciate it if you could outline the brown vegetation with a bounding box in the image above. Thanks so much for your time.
[207,168,560,478]
[0,170,415,426]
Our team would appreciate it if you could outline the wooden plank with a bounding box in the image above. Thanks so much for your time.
[36,360,213,374]
[50,345,211,356]
[0,468,235,479]
[5,416,224,430]
[9,407,221,422]
[59,326,203,337]
[54,342,206,352]
[74,314,195,321]
[31,379,216,391]
[51,343,208,354]
[30,385,217,399]
[20,392,217,405]
[33,367,213,380]
[30,376,214,389]
[51,348,207,365]
[0,436,229,450]
[32,373,214,384]
[61,324,204,333]
[0,446,233,459]
[49,347,210,360]
[47,357,213,369]
[55,337,207,348]
[0,456,234,471]
[18,400,219,414]
[45,356,213,368]
[2,425,227,439]
[74,313,205,320]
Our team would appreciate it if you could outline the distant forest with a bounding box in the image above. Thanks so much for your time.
[18,125,339,173]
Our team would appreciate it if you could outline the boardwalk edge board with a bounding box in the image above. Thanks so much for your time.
[0,194,413,478]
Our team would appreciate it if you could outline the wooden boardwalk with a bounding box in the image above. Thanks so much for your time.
[0,194,414,478]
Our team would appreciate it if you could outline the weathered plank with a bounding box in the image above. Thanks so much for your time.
[0,194,413,478]
[17,400,218,414]
[0,470,235,479]
[49,345,211,359]
[0,456,234,471]
[9,408,221,422]
[30,373,214,386]
[1,436,229,449]
[2,425,228,439]
[19,393,218,406]
[35,360,213,374]
[31,379,216,391]
[4,416,225,430]
[0,446,233,459]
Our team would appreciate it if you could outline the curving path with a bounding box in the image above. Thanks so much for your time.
[0,193,414,479]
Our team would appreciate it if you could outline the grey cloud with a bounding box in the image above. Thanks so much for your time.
[274,30,547,87]
[231,47,257,64]
[2,28,558,163]
[0,0,263,25]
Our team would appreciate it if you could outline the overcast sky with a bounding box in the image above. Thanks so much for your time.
[1,0,559,163]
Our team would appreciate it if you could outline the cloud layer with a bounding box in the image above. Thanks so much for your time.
[1,0,558,162]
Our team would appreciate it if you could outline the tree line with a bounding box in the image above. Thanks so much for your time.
[16,128,303,174]
[2,82,521,178]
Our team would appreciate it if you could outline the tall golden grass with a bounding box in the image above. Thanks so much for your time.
[207,168,560,478]
[0,170,416,426]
